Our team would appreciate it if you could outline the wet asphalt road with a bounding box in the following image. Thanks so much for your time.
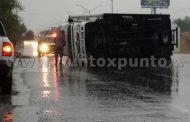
[1,47,190,122]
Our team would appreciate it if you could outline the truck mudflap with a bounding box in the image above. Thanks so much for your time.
[172,26,180,48]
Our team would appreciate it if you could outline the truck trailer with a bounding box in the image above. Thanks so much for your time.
[60,13,179,66]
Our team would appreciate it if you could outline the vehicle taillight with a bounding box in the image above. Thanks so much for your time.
[2,42,13,56]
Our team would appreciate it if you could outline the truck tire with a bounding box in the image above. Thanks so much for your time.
[2,75,12,94]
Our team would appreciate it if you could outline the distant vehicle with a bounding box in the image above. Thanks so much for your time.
[37,30,56,57]
[60,13,179,65]
[0,21,14,94]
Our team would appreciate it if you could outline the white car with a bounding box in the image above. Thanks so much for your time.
[0,21,14,94]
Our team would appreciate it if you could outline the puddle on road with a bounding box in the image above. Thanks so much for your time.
[1,54,190,122]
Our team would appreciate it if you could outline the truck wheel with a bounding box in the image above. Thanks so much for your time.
[2,75,12,94]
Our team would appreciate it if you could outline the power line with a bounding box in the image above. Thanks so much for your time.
[76,4,103,15]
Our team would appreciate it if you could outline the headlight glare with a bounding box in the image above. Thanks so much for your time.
[40,44,49,53]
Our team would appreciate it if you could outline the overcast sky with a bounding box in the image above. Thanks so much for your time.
[18,0,190,34]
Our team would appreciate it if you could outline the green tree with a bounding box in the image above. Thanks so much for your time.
[25,30,35,40]
[0,0,27,43]
[175,16,190,32]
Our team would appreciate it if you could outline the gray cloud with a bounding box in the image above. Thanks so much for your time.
[18,0,190,34]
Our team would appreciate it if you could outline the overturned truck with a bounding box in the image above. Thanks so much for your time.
[62,13,179,66]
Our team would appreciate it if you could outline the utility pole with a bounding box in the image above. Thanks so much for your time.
[151,7,156,14]
[111,0,114,13]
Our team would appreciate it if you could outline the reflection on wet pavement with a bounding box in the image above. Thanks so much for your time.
[19,56,181,121]
[1,52,190,121]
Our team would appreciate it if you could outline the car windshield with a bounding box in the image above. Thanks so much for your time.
[0,22,6,36]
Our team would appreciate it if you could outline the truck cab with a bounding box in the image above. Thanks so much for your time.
[38,31,56,57]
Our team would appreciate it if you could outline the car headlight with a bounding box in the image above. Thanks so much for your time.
[40,44,49,53]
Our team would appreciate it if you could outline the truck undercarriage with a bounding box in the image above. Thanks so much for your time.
[84,14,177,60]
